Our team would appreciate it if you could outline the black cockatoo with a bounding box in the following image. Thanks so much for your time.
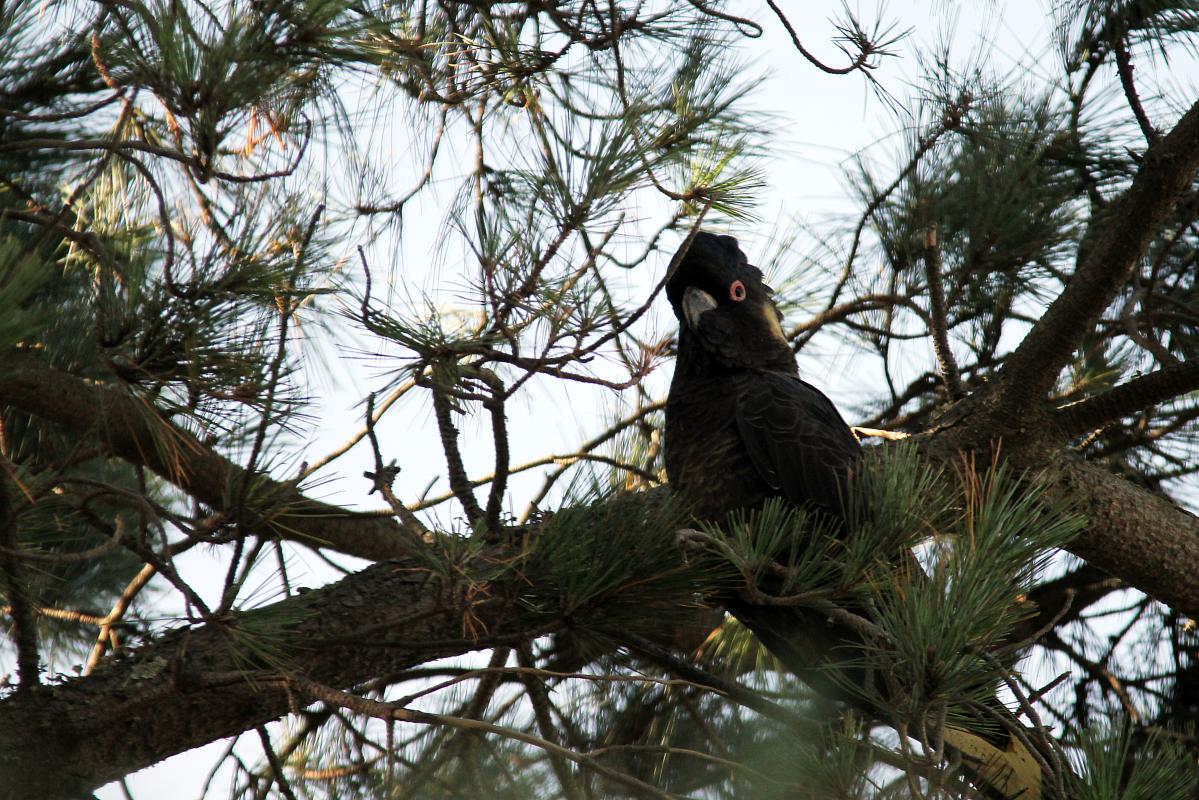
[663,230,863,688]
[662,231,1043,798]
[663,231,860,522]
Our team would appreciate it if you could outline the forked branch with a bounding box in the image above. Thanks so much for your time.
[995,98,1199,412]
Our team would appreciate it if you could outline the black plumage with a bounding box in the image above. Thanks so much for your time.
[662,233,1047,798]
[664,231,860,528]
[663,231,864,692]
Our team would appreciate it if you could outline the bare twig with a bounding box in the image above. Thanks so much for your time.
[84,562,157,675]
[256,726,300,800]
[363,392,432,542]
[766,1,876,75]
[1114,37,1157,144]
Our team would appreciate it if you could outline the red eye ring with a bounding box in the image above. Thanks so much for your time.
[729,280,746,302]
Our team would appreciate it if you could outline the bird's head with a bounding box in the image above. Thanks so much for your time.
[665,232,796,374]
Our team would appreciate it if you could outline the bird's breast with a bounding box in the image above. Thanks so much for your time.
[664,377,770,520]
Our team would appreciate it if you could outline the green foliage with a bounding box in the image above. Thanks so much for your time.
[1070,723,1199,800]
[221,593,317,678]
[519,489,724,636]
[860,456,1084,730]
[98,0,369,173]
[0,238,54,352]
[701,446,1085,748]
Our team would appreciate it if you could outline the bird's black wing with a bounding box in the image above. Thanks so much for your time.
[733,371,861,517]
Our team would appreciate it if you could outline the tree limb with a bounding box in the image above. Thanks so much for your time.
[0,364,424,561]
[0,557,548,798]
[1052,359,1199,438]
[995,98,1199,412]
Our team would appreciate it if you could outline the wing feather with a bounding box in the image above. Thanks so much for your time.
[733,372,861,517]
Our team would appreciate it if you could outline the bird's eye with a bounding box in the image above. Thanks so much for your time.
[729,280,746,302]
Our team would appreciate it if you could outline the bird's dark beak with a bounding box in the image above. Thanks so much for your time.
[682,286,717,331]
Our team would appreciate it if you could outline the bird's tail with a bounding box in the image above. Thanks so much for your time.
[726,602,1050,800]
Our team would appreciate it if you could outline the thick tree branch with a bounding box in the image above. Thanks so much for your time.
[995,99,1199,412]
[0,364,424,561]
[922,225,966,399]
[0,557,550,798]
[1030,454,1199,618]
[0,425,1197,793]
[1052,359,1199,438]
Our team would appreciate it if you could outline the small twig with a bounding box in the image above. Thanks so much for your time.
[921,224,966,399]
[362,392,432,542]
[1114,36,1158,144]
[996,588,1075,658]
[976,650,1067,796]
[256,726,300,800]
[84,561,157,674]
[300,379,418,479]
[1026,671,1071,707]
[851,426,909,441]
[766,0,874,74]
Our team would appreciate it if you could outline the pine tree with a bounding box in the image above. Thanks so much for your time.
[1,1,1199,798]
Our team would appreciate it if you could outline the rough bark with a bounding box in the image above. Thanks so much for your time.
[1035,455,1199,617]
[1052,359,1199,437]
[995,98,1199,412]
[0,557,546,799]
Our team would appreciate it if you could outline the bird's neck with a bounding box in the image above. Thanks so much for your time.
[675,328,798,379]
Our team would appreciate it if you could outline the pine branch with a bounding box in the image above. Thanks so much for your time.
[1052,360,1199,438]
[994,98,1199,413]
[1114,36,1158,144]
[765,1,888,75]
[0,363,424,560]
[431,386,486,526]
[922,224,966,399]
[0,556,547,797]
